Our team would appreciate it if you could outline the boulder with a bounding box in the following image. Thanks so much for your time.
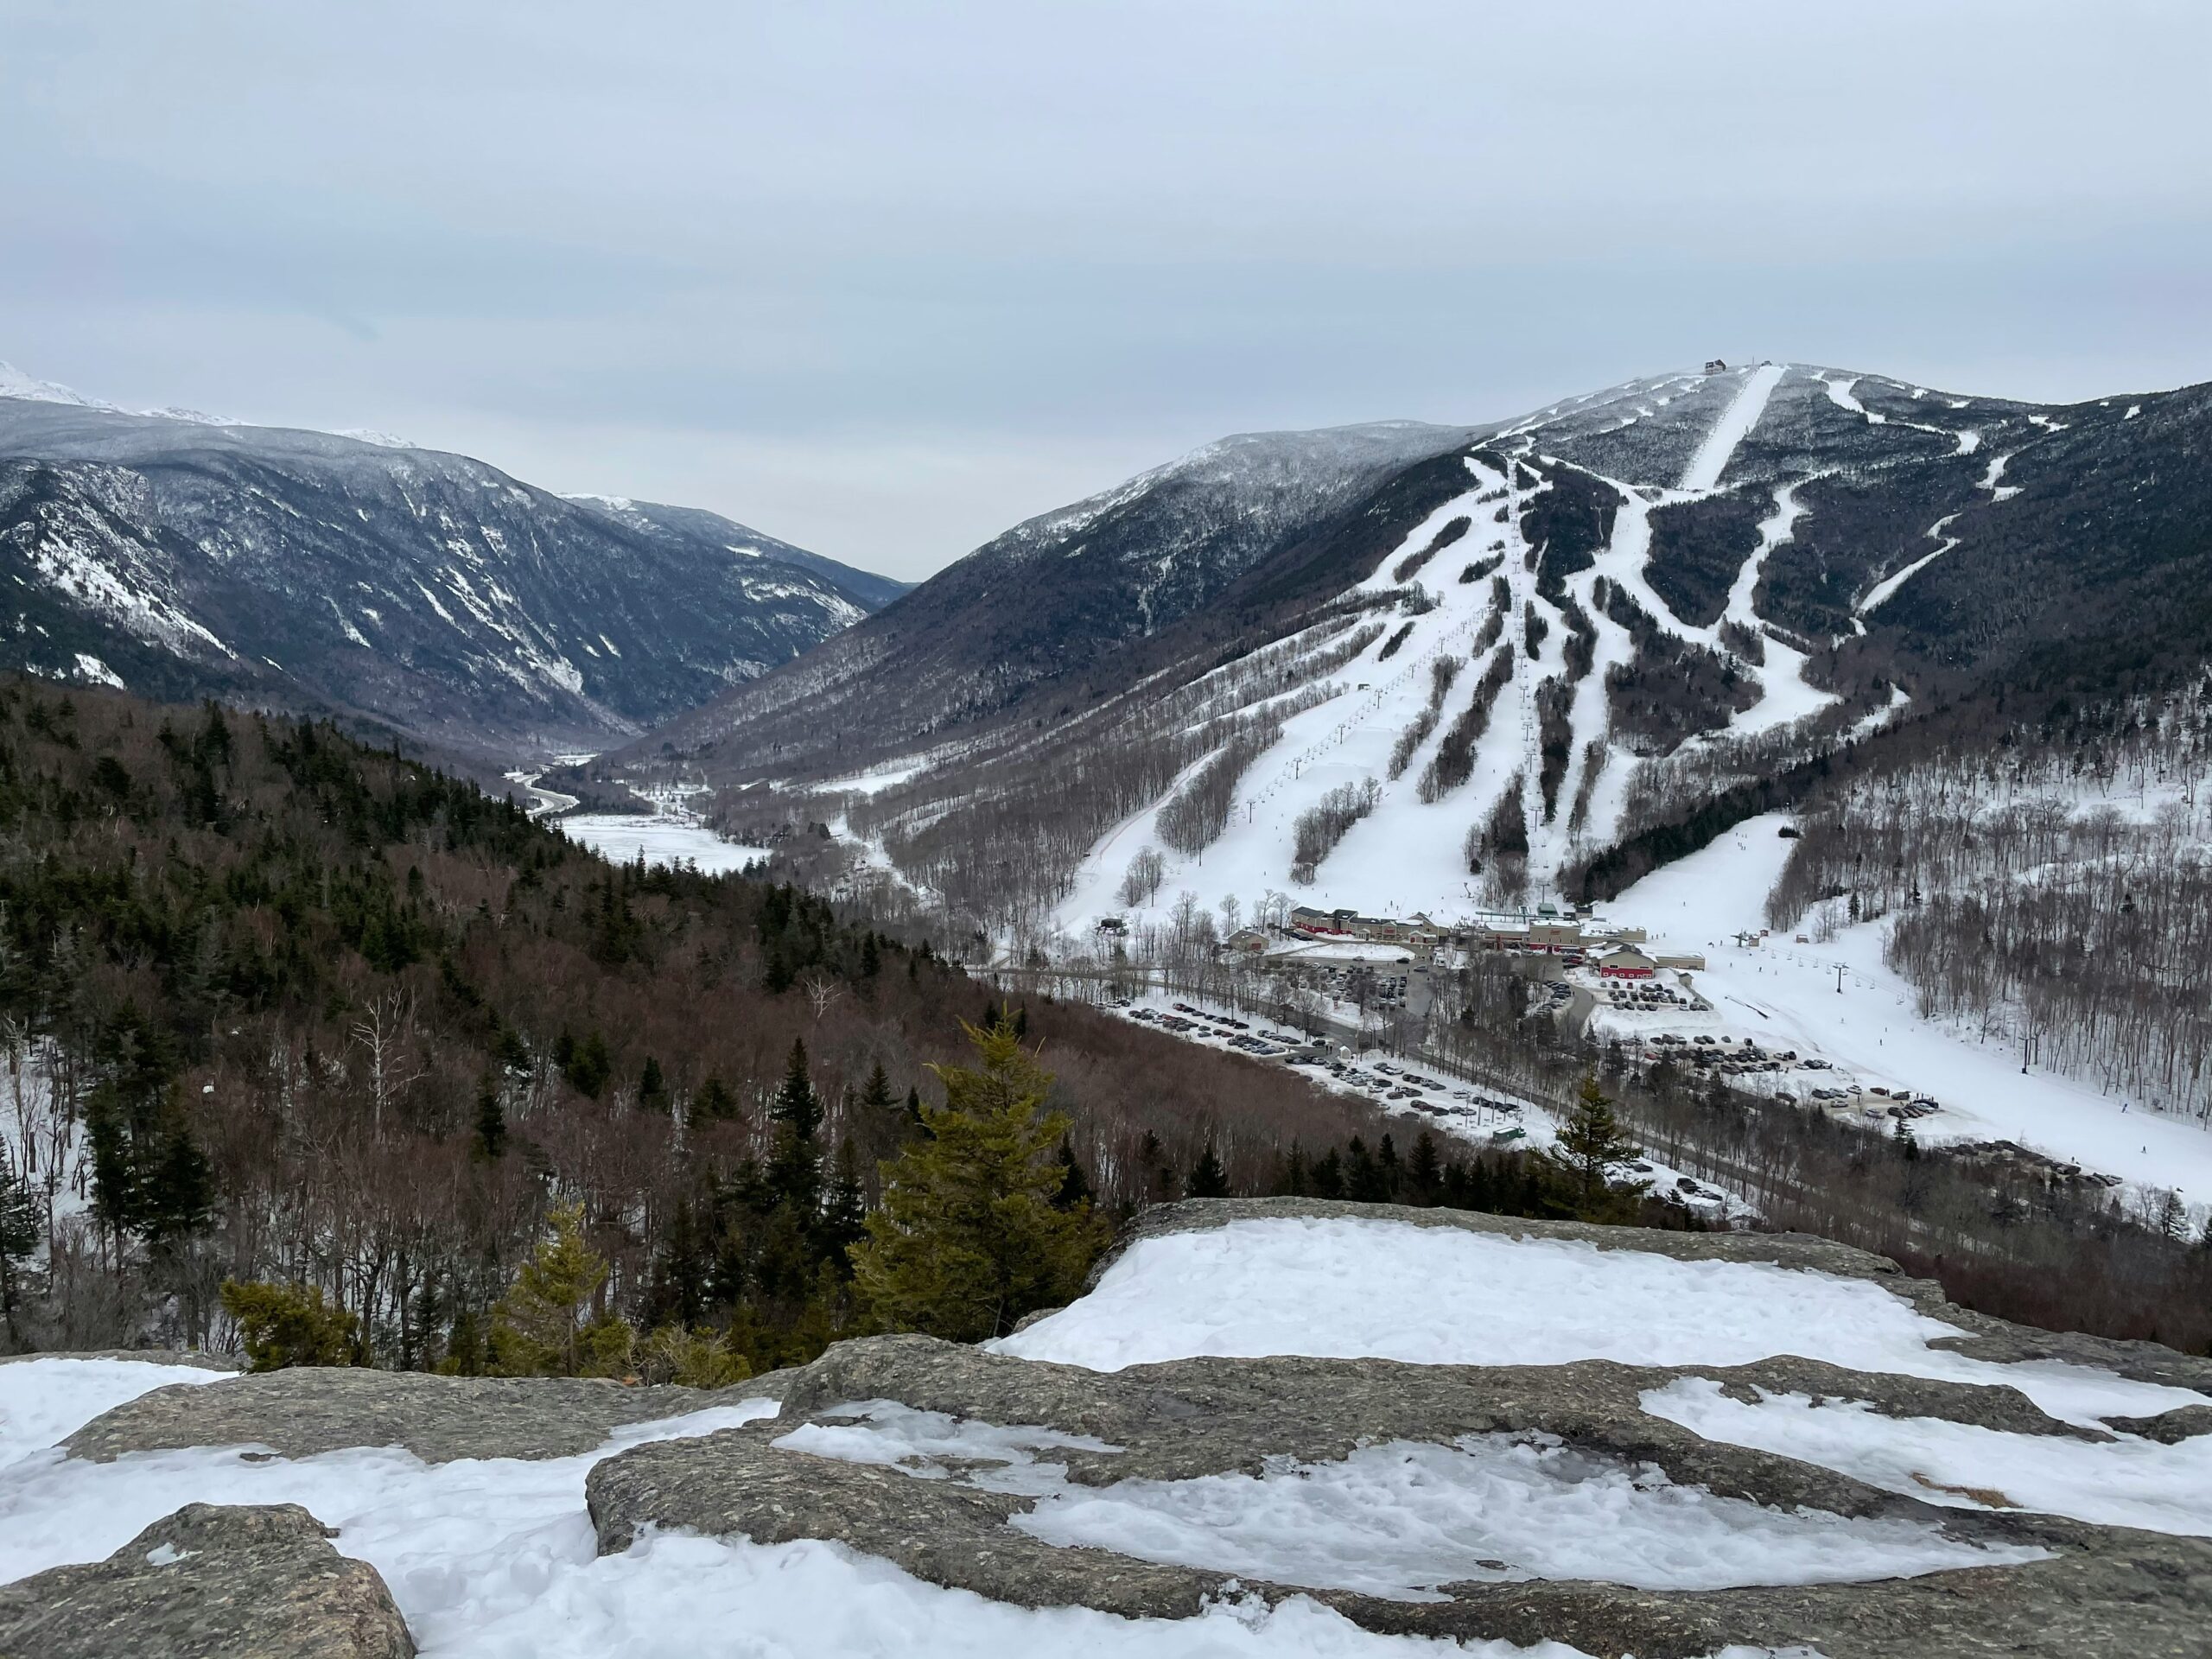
[0,1503,411,1659]
[64,1365,792,1465]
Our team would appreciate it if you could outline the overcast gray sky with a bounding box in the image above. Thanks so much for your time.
[6,1,2209,580]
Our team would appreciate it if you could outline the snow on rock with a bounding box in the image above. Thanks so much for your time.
[0,1357,229,1471]
[993,1216,2207,1427]
[1644,1377,2212,1536]
[1014,1432,2042,1596]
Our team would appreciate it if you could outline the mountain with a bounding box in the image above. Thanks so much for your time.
[0,365,906,758]
[604,362,2210,934]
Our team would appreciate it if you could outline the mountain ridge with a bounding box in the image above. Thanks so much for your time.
[0,365,906,758]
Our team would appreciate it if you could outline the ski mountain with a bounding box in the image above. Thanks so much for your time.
[0,365,906,757]
[606,362,2212,938]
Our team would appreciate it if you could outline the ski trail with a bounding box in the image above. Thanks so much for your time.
[1857,450,2023,617]
[1679,362,1786,493]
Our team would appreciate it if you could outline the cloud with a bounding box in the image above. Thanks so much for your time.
[3,0,2209,577]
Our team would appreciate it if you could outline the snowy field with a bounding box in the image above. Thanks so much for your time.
[1603,814,2212,1204]
[559,814,765,875]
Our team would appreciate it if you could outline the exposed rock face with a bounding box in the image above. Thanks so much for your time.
[64,1367,793,1465]
[586,1332,2209,1659]
[572,1200,2212,1659]
[0,1503,412,1659]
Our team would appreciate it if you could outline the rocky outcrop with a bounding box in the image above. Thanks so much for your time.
[65,1367,792,1465]
[0,1503,412,1659]
[586,1332,2211,1659]
[1102,1198,2212,1393]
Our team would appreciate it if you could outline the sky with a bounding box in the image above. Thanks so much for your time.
[4,1,2210,582]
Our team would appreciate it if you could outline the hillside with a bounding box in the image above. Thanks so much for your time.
[601,362,2212,944]
[0,675,1453,1367]
[0,367,906,759]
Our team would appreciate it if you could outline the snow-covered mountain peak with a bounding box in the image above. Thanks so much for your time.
[0,361,116,411]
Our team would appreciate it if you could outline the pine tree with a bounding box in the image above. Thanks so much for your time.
[1310,1147,1345,1200]
[488,1202,633,1376]
[692,1074,741,1125]
[219,1279,359,1371]
[1345,1135,1388,1202]
[638,1056,670,1115]
[859,1060,896,1115]
[1548,1073,1645,1217]
[1274,1141,1310,1197]
[0,1140,41,1344]
[1185,1140,1230,1198]
[473,1079,508,1160]
[850,1018,1108,1341]
[1407,1131,1443,1205]
[820,1136,868,1263]
[766,1039,825,1215]
[1053,1135,1094,1209]
[1892,1112,1920,1161]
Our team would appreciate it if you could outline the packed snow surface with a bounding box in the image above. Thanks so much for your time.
[0,1357,1616,1658]
[559,814,763,874]
[1014,1433,2040,1596]
[0,1358,227,1470]
[1645,1377,2212,1537]
[994,1217,2208,1427]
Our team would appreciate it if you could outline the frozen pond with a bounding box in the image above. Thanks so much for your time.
[561,814,764,874]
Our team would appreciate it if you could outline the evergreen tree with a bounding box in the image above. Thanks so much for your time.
[219,1279,359,1371]
[1892,1112,1920,1160]
[821,1136,868,1263]
[766,1039,825,1215]
[1053,1135,1094,1209]
[1344,1136,1388,1203]
[858,1060,896,1116]
[0,1140,41,1344]
[644,1194,715,1329]
[850,1018,1107,1341]
[1310,1147,1345,1200]
[638,1056,670,1114]
[488,1203,633,1376]
[1185,1140,1230,1198]
[1274,1141,1310,1198]
[1407,1131,1443,1205]
[1547,1073,1645,1217]
[692,1074,741,1125]
[473,1078,508,1160]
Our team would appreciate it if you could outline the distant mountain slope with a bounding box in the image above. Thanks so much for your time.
[564,495,910,612]
[607,362,2212,938]
[639,421,1486,769]
[0,366,903,757]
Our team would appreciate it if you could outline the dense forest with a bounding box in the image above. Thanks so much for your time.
[0,678,1664,1375]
